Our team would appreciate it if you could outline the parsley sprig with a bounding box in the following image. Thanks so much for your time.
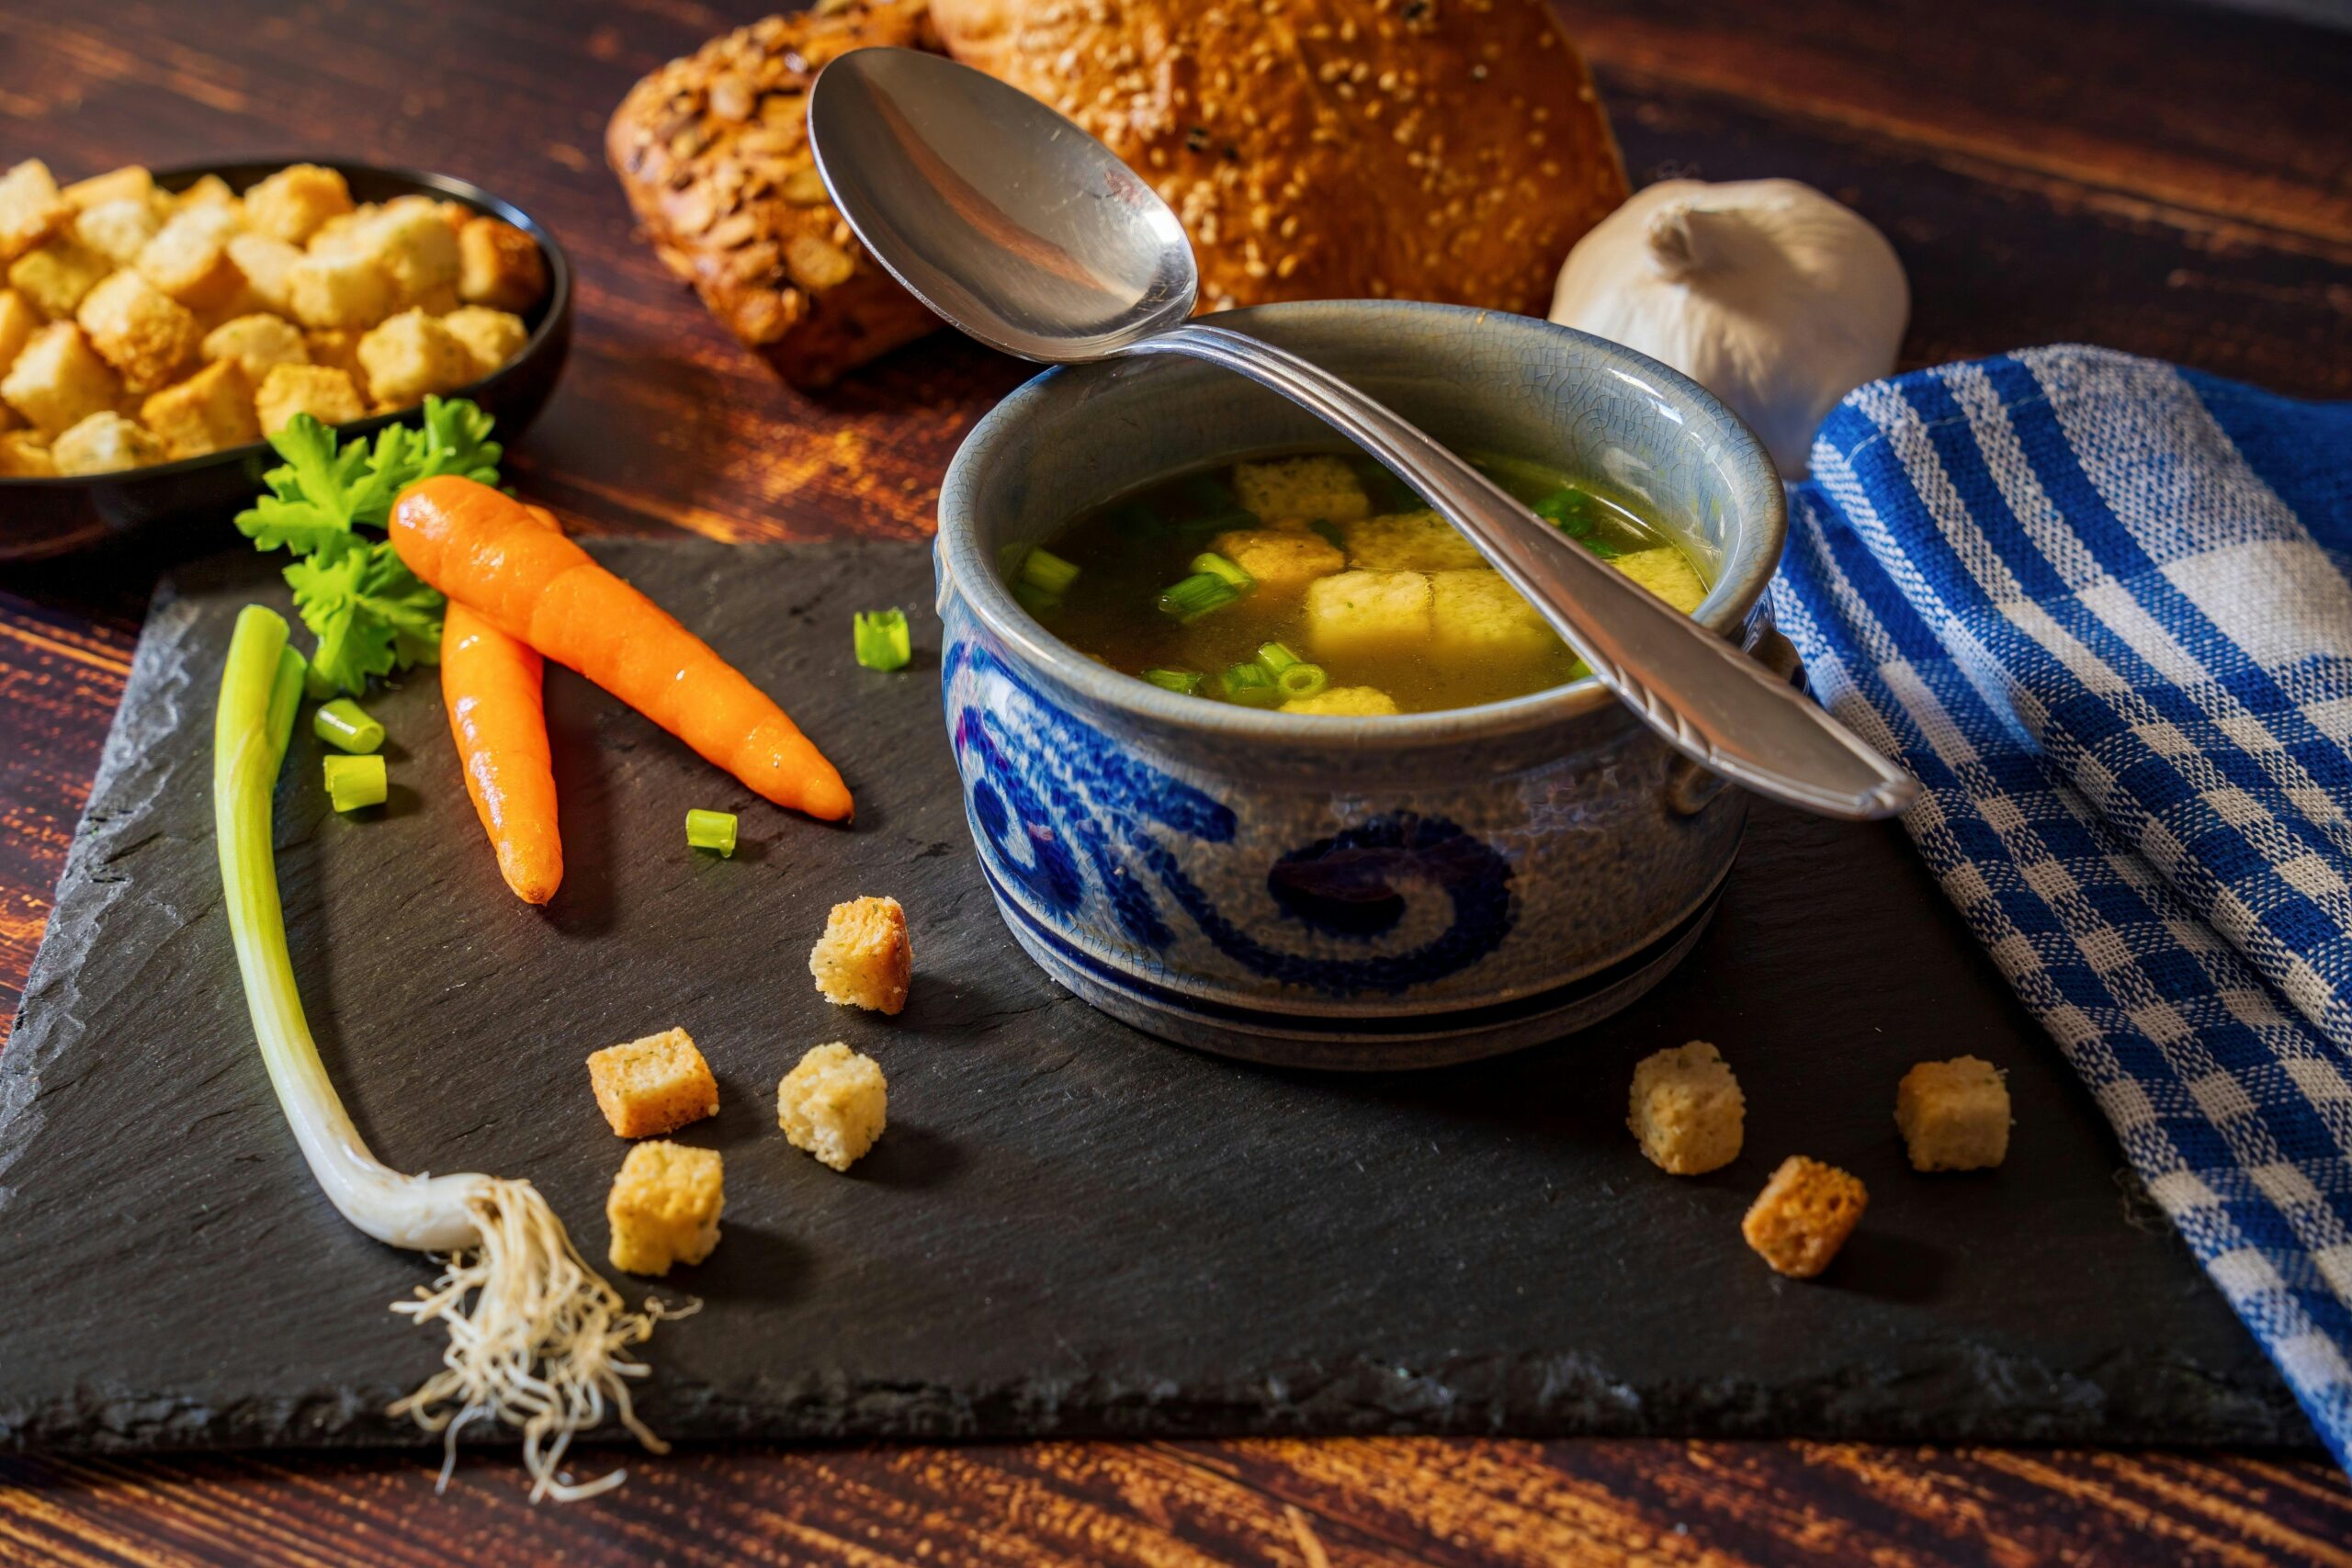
[232,397,503,696]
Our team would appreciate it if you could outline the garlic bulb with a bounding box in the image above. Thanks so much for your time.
[1549,179,1908,478]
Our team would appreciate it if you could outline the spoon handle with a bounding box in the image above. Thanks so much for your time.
[1125,321,1918,822]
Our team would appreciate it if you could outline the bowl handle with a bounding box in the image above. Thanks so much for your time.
[1665,626,1807,816]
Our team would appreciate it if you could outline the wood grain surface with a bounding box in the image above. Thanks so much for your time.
[1,0,2348,1561]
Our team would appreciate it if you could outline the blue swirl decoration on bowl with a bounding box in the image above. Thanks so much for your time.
[948,639,1514,996]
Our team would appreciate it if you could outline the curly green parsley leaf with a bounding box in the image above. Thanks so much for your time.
[232,396,504,696]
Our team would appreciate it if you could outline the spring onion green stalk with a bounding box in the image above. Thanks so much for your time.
[1216,661,1282,706]
[1156,572,1238,622]
[1275,662,1329,700]
[1017,547,1081,596]
[323,753,387,813]
[685,807,739,857]
[1013,580,1061,617]
[1141,666,1204,694]
[852,609,911,672]
[1190,551,1254,590]
[214,605,686,1503]
[1254,641,1302,676]
[312,697,385,754]
[1309,518,1345,549]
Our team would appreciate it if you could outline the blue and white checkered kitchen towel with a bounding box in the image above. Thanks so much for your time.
[1771,345,2352,1465]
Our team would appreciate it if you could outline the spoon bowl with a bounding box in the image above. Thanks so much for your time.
[808,46,1196,360]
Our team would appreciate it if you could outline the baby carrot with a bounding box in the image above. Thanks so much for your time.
[445,600,562,904]
[391,477,854,821]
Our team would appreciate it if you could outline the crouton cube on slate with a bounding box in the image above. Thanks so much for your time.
[810,895,912,1015]
[605,1141,724,1277]
[777,1043,888,1173]
[1895,1056,2011,1172]
[1743,1156,1868,1279]
[1628,1041,1745,1176]
[587,1027,720,1140]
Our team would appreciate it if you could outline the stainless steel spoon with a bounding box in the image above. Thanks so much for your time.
[808,47,1917,821]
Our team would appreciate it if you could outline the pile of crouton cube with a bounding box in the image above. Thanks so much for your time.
[0,159,547,478]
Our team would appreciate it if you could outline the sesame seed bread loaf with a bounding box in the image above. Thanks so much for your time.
[928,0,1629,313]
[605,1,946,389]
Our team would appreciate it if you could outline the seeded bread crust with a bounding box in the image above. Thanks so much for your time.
[928,0,1629,313]
[605,1,944,389]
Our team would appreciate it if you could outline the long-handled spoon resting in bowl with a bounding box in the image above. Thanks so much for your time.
[808,47,1917,821]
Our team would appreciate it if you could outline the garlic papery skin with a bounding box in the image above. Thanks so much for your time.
[1549,179,1908,479]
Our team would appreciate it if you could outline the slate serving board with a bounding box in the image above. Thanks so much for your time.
[0,540,2312,1454]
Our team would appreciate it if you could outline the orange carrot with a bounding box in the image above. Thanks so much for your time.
[445,599,562,905]
[394,476,853,821]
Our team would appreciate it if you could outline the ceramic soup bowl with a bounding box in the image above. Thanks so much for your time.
[936,302,1789,1069]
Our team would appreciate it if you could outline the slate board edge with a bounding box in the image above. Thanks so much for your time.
[0,544,2317,1459]
[0,1341,2316,1453]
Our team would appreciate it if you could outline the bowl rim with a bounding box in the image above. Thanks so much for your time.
[937,299,1788,749]
[0,157,571,491]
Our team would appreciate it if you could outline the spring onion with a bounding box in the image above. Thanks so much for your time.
[1309,518,1345,549]
[1534,487,1597,537]
[214,605,686,1502]
[1156,572,1239,622]
[1276,661,1329,700]
[1013,580,1061,617]
[1141,666,1204,694]
[685,807,739,857]
[312,697,385,754]
[322,752,387,813]
[852,609,911,672]
[1190,551,1254,590]
[1255,641,1302,675]
[1216,661,1283,706]
[1180,507,1260,536]
[1018,547,1081,596]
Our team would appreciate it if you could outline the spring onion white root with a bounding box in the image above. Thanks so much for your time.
[213,604,689,1501]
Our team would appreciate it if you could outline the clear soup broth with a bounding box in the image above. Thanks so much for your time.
[1012,448,1709,716]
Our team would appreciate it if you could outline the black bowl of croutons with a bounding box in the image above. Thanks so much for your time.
[0,158,571,561]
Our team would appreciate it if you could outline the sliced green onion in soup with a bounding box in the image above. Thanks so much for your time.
[1216,662,1282,706]
[1019,546,1081,595]
[1014,580,1063,616]
[1254,640,1303,675]
[1274,661,1329,699]
[1156,572,1238,621]
[1190,551,1254,590]
[1533,487,1597,537]
[1141,666,1204,694]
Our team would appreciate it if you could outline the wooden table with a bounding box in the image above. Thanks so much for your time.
[3,0,2348,1561]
